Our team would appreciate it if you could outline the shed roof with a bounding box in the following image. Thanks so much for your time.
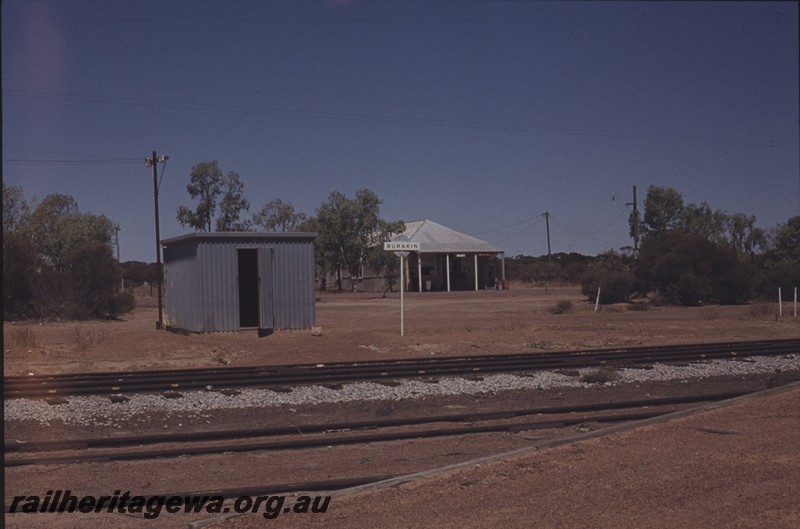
[162,232,317,246]
[401,220,502,254]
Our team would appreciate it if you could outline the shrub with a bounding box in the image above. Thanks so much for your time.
[3,233,39,319]
[712,266,753,305]
[72,327,95,352]
[550,299,574,314]
[109,292,136,317]
[31,269,73,318]
[676,272,711,307]
[755,267,800,300]
[581,269,634,304]
[8,326,38,350]
[636,231,756,306]
[66,242,120,318]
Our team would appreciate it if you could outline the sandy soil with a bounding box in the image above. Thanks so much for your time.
[4,285,800,529]
[222,385,800,529]
[4,285,798,376]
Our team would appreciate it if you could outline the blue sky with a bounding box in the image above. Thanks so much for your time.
[3,1,798,261]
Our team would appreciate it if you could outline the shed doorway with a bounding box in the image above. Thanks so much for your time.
[238,249,260,327]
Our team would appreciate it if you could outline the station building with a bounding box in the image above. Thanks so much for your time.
[335,220,506,293]
[398,220,506,292]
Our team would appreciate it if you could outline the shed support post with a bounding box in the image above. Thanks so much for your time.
[446,254,451,292]
[501,252,505,280]
[474,254,478,291]
[418,253,423,292]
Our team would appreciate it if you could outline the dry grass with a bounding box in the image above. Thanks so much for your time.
[523,340,555,350]
[766,370,800,388]
[628,302,651,312]
[8,325,39,350]
[500,320,527,331]
[744,303,776,321]
[71,327,96,352]
[700,307,723,321]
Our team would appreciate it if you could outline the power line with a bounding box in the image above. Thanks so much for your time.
[3,158,141,165]
[3,145,135,158]
[491,216,545,244]
[5,88,792,148]
[547,214,619,248]
[472,214,545,235]
[549,210,628,236]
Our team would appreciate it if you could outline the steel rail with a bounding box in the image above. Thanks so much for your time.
[4,392,747,467]
[3,391,747,453]
[5,338,798,398]
[5,411,669,467]
[8,338,796,387]
[8,337,796,381]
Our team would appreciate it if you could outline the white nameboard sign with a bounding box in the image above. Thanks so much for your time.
[383,236,419,336]
[383,241,420,254]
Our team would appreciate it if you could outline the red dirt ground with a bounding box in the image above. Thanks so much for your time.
[4,285,798,376]
[4,285,799,529]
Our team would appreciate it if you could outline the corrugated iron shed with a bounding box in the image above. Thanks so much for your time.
[161,232,316,334]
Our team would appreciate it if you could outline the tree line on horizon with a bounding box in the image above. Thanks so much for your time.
[3,184,135,320]
[2,160,404,321]
[173,160,404,292]
[506,185,799,306]
[169,164,800,305]
[4,165,798,320]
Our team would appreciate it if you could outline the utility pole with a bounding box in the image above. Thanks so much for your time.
[545,211,552,260]
[613,185,640,257]
[629,185,639,257]
[544,211,552,294]
[145,151,168,330]
[114,224,123,291]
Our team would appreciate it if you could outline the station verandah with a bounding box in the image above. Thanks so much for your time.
[403,251,505,292]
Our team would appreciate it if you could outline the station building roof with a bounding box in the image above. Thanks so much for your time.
[401,219,503,254]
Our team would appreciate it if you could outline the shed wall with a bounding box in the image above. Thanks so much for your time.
[163,234,315,333]
[198,240,241,332]
[272,238,316,329]
[163,240,201,330]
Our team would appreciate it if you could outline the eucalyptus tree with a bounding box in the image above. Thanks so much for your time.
[177,161,251,232]
[314,189,403,291]
[252,198,307,232]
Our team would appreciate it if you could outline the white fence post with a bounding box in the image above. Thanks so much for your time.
[594,287,601,313]
[778,287,782,318]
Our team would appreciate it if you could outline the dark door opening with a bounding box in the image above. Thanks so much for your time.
[451,257,463,291]
[238,249,260,327]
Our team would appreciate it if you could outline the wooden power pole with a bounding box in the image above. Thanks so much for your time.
[545,211,551,294]
[145,151,167,330]
[630,185,639,257]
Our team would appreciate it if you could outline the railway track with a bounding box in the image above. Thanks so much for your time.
[5,338,798,399]
[4,391,748,467]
